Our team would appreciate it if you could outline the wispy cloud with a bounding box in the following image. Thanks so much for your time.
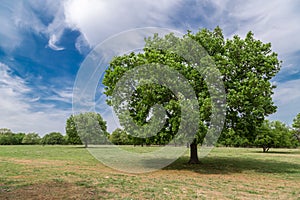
[44,87,73,103]
[0,63,70,135]
[269,79,300,125]
[48,34,65,51]
[226,0,300,56]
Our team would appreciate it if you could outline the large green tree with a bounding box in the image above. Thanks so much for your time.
[103,27,281,163]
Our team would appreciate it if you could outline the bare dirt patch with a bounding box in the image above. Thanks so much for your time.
[0,181,106,200]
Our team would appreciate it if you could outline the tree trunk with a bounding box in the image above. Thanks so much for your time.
[188,139,200,164]
[263,146,269,153]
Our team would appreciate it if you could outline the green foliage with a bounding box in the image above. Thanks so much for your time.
[0,132,25,145]
[109,128,130,145]
[0,129,14,145]
[14,133,26,144]
[0,134,17,145]
[66,115,82,145]
[254,120,297,152]
[103,27,280,147]
[41,132,65,145]
[72,112,109,147]
[291,113,300,143]
[292,113,300,129]
[21,133,41,145]
[218,128,250,147]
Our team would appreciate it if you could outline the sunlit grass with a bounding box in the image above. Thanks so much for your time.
[0,145,299,199]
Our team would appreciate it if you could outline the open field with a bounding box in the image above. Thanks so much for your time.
[0,146,299,199]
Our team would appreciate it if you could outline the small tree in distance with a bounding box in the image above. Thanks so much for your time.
[292,113,300,143]
[71,112,109,148]
[66,115,82,145]
[255,120,297,152]
[41,132,65,145]
[22,133,41,145]
[109,128,130,145]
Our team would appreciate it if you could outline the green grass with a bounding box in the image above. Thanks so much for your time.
[0,145,299,199]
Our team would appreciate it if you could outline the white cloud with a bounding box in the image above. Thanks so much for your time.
[269,79,300,126]
[48,34,65,51]
[0,63,71,135]
[0,0,68,52]
[0,1,24,52]
[217,0,300,55]
[44,87,73,103]
[63,0,183,47]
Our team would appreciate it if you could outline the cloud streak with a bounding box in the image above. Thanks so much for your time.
[0,63,70,135]
[270,79,300,126]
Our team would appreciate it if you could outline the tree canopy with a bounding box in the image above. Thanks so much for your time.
[41,132,65,145]
[22,133,40,145]
[292,113,300,142]
[103,27,281,163]
[254,120,297,152]
[66,115,82,145]
[69,112,109,148]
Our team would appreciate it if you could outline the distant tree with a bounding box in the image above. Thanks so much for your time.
[292,113,300,143]
[41,132,65,145]
[66,115,82,145]
[0,134,16,145]
[0,131,26,145]
[22,133,41,145]
[254,120,276,152]
[0,128,14,145]
[63,135,69,144]
[272,121,297,148]
[72,112,109,148]
[254,120,295,152]
[110,128,130,145]
[218,128,250,147]
[13,133,26,144]
[0,128,13,135]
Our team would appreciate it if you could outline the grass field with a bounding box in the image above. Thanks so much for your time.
[0,145,299,199]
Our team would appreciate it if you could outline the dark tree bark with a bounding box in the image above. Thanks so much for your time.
[188,139,200,164]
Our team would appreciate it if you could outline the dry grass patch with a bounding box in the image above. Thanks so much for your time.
[0,146,299,199]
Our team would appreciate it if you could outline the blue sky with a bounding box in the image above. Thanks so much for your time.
[0,0,300,135]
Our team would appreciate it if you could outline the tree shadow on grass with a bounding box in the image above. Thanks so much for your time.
[162,156,300,175]
[253,150,300,154]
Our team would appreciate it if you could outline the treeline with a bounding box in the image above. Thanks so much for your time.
[0,128,67,145]
[1,118,300,153]
[218,120,299,151]
[108,121,299,150]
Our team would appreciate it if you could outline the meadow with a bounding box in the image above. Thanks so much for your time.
[0,145,299,199]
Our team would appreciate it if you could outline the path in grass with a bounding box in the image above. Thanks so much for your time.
[0,146,299,199]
